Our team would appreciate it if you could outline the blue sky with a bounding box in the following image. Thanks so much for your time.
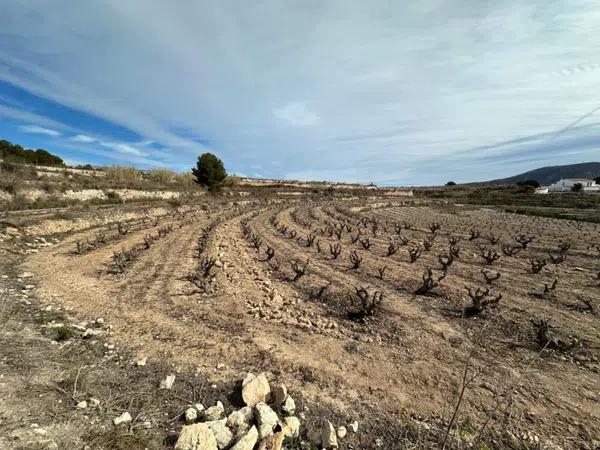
[1,1,599,186]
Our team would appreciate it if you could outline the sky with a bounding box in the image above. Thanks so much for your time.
[1,1,599,186]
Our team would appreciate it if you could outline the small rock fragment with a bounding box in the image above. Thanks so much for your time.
[272,384,287,406]
[205,418,234,449]
[160,374,176,390]
[230,425,259,450]
[82,328,101,338]
[321,420,338,448]
[204,402,225,421]
[227,406,254,430]
[185,407,198,423]
[257,431,285,450]
[113,412,132,426]
[174,423,218,450]
[281,396,295,415]
[348,420,359,433]
[281,416,300,438]
[255,402,278,439]
[76,400,87,409]
[195,403,205,413]
[242,372,271,407]
[270,294,284,309]
[336,425,347,439]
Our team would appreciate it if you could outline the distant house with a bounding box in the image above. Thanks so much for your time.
[535,178,600,194]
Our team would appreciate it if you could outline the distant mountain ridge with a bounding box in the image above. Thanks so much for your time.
[488,162,600,185]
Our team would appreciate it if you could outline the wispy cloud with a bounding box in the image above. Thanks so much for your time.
[99,141,147,157]
[18,124,61,137]
[1,1,599,183]
[70,134,96,143]
[273,102,320,127]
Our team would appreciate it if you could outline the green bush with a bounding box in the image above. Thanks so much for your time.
[54,325,75,342]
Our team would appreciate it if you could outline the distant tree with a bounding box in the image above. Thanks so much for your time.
[31,149,64,166]
[0,139,63,166]
[192,153,227,191]
[517,179,540,188]
[571,183,583,193]
[445,181,456,186]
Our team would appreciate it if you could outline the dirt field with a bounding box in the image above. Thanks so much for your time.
[1,197,599,449]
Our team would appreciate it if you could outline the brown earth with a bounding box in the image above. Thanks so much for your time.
[4,198,600,449]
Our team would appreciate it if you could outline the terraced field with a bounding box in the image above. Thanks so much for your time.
[6,197,600,448]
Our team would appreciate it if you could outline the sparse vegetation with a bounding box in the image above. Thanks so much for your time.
[105,166,142,184]
[1,182,597,450]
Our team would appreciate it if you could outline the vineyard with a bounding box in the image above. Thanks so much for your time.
[4,196,599,448]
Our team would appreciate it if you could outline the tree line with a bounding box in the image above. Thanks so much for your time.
[0,138,64,166]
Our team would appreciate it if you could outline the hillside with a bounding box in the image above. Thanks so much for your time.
[0,138,64,166]
[488,162,600,185]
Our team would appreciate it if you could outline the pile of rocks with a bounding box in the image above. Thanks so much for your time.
[172,372,356,450]
[245,287,339,336]
[45,316,110,341]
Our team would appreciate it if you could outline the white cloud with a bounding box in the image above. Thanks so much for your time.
[70,134,96,143]
[273,102,320,127]
[18,124,61,137]
[1,1,600,183]
[99,141,147,157]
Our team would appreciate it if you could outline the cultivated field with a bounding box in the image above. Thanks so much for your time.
[1,195,598,449]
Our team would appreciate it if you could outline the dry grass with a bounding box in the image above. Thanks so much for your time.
[145,169,177,184]
[104,166,143,184]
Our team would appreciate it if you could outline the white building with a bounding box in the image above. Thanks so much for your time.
[536,178,600,194]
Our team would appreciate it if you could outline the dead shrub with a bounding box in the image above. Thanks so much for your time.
[349,286,383,322]
[479,247,500,265]
[329,242,342,260]
[515,233,534,249]
[415,267,446,295]
[529,257,547,274]
[349,250,363,270]
[290,259,309,282]
[408,245,422,263]
[480,269,501,285]
[530,319,574,351]
[463,285,502,316]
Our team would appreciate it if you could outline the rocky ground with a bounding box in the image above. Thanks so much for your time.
[1,198,598,449]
